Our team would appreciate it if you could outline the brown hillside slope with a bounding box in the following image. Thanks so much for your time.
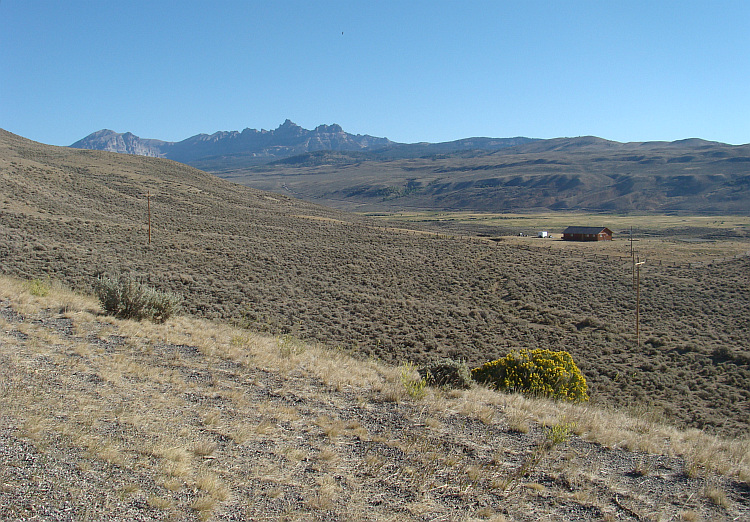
[1,278,748,520]
[219,138,750,213]
[1,129,749,436]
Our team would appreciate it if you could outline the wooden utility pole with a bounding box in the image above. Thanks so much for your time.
[147,191,152,244]
[630,226,635,288]
[630,226,634,257]
[635,258,645,346]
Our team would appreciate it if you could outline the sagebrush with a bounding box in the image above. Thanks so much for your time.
[95,275,180,323]
[420,358,474,389]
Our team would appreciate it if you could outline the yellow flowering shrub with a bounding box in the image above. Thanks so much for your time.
[471,349,589,402]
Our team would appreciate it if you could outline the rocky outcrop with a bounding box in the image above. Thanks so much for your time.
[70,130,166,157]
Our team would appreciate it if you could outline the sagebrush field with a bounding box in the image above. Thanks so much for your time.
[1,129,749,438]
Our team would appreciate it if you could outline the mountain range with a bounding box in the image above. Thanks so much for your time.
[70,120,538,166]
[70,122,750,213]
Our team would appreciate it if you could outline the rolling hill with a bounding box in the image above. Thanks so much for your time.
[223,137,750,213]
[2,129,750,437]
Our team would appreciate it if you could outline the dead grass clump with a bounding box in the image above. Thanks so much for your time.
[283,447,308,463]
[679,510,699,521]
[196,473,230,501]
[228,424,255,444]
[158,445,191,463]
[316,415,346,440]
[704,483,729,508]
[90,440,128,468]
[0,276,96,316]
[200,410,222,428]
[190,495,217,520]
[159,478,183,492]
[310,347,385,391]
[306,475,340,511]
[191,441,217,458]
[147,495,174,510]
[505,407,531,434]
[162,460,191,478]
[253,419,277,436]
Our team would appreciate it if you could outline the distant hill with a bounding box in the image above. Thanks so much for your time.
[226,136,750,213]
[69,129,169,157]
[71,123,750,213]
[70,120,395,165]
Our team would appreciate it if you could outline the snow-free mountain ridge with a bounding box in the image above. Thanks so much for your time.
[70,120,539,166]
[71,120,396,165]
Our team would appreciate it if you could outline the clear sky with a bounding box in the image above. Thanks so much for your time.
[2,1,749,146]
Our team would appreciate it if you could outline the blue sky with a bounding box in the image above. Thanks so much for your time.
[2,1,749,146]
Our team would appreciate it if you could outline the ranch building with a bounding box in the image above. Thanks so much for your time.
[562,226,613,241]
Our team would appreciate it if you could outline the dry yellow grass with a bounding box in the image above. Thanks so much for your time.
[373,211,750,264]
[0,274,748,520]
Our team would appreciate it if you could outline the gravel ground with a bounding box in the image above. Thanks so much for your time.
[1,291,748,521]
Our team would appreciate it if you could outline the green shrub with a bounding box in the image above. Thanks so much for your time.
[95,275,180,323]
[419,358,474,389]
[25,278,50,297]
[278,334,306,357]
[471,349,588,402]
[545,421,575,445]
[400,362,427,400]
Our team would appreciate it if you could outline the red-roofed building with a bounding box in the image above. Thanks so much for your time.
[562,226,613,241]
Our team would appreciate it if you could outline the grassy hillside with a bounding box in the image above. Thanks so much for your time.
[1,277,748,520]
[1,129,750,437]
[216,140,750,213]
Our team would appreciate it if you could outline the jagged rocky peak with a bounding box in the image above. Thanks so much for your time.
[70,129,165,157]
[274,119,304,135]
[315,123,344,134]
[278,119,301,129]
[206,130,241,141]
